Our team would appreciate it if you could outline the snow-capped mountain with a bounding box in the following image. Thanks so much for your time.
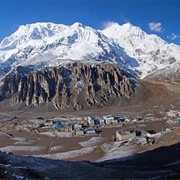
[101,22,180,78]
[0,21,180,79]
[0,22,131,79]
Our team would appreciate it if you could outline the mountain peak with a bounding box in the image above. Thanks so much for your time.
[102,22,146,40]
[0,21,180,80]
[123,22,133,26]
[72,22,84,28]
[121,22,140,31]
[0,22,68,48]
[101,21,180,78]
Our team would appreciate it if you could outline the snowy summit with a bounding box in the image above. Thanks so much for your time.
[0,22,180,79]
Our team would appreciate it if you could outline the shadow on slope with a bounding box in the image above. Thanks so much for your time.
[99,142,180,179]
[0,142,180,179]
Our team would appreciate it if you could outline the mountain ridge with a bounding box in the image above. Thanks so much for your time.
[0,21,180,80]
[0,63,134,110]
[101,22,180,78]
[0,22,129,79]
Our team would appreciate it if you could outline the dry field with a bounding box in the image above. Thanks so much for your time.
[0,111,180,163]
[0,116,124,162]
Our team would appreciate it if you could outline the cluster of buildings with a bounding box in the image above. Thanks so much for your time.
[85,115,126,126]
[166,110,180,118]
[115,109,180,146]
[15,109,180,140]
[116,128,172,146]
[37,115,127,136]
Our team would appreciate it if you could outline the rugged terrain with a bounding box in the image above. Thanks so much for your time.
[0,63,134,111]
[0,62,179,112]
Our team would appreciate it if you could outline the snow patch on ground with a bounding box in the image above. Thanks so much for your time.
[97,141,138,162]
[55,132,73,138]
[35,146,97,160]
[14,141,32,145]
[50,146,64,152]
[0,146,46,152]
[39,132,56,137]
[12,173,24,180]
[39,131,72,138]
[79,137,107,148]
[12,137,26,142]
[11,137,33,145]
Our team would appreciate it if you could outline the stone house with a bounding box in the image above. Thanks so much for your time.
[73,128,84,136]
[103,115,114,124]
[64,125,73,132]
[116,130,136,141]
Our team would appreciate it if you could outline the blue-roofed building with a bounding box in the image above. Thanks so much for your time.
[87,116,94,121]
[51,121,61,128]
[99,118,105,125]
[86,116,96,126]
[176,117,180,123]
[84,129,96,135]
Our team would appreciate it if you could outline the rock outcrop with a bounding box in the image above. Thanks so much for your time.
[0,63,134,110]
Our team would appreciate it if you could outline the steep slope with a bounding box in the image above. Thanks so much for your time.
[0,22,131,79]
[0,63,134,110]
[101,22,180,78]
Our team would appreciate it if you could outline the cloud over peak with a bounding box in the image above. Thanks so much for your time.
[148,22,163,32]
[167,33,180,40]
[102,21,119,29]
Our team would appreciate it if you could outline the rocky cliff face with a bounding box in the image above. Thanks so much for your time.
[0,63,134,110]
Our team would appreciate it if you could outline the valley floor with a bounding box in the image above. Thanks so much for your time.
[0,129,180,179]
[0,107,180,179]
[0,109,180,162]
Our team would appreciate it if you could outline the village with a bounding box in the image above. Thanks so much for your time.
[6,109,179,146]
[0,108,180,162]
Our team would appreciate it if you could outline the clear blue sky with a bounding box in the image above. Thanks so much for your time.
[0,0,179,45]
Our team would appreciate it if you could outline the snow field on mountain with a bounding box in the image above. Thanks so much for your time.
[0,21,180,79]
[101,22,180,78]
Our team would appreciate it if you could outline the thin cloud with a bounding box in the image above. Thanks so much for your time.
[101,21,119,29]
[124,18,130,24]
[148,22,163,32]
[102,19,132,29]
[167,33,179,40]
